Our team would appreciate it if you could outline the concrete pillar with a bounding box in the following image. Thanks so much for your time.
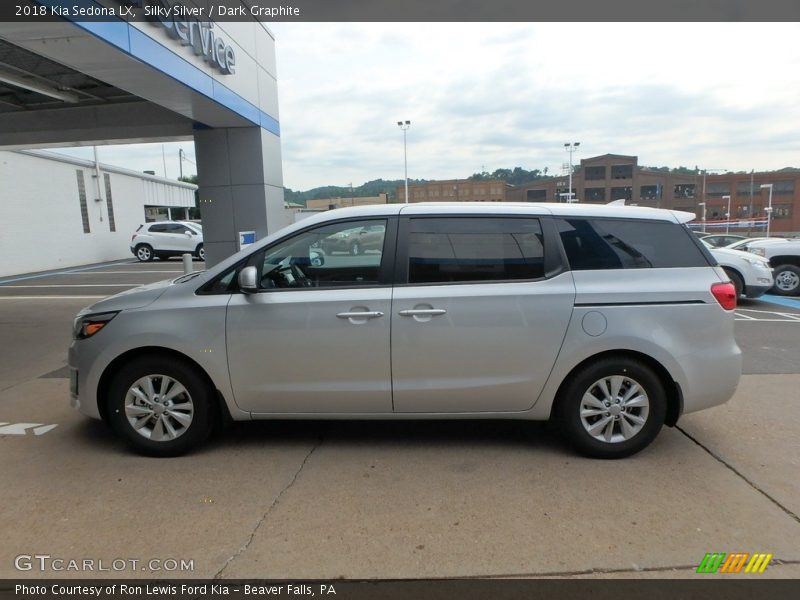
[194,126,285,266]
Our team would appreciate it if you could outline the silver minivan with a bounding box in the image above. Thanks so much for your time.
[69,203,742,458]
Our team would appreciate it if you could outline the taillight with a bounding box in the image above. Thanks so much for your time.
[711,282,737,311]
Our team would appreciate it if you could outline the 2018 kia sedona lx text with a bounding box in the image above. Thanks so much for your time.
[69,203,742,458]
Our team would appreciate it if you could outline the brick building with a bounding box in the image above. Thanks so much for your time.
[505,154,799,234]
[396,179,512,203]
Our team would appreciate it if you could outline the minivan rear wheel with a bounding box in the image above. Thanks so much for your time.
[556,357,666,459]
[107,356,215,456]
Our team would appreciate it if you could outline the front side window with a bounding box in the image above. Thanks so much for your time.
[406,217,544,284]
[199,219,389,294]
[257,219,388,289]
[555,218,709,270]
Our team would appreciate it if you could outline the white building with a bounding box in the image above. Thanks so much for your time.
[0,6,284,268]
[0,149,196,277]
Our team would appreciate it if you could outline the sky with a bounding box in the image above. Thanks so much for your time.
[50,23,800,191]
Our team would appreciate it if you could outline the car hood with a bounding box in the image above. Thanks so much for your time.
[711,246,768,262]
[81,278,174,314]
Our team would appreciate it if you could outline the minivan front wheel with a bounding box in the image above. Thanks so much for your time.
[556,357,666,459]
[107,357,215,456]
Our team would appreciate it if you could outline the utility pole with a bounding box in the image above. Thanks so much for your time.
[397,120,411,203]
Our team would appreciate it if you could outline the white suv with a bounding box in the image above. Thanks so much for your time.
[130,221,204,262]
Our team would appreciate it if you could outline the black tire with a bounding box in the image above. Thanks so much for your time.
[724,268,744,298]
[106,356,216,457]
[134,244,153,262]
[350,241,360,256]
[772,264,800,296]
[195,244,205,261]
[555,357,667,459]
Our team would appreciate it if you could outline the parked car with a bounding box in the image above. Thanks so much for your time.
[704,242,774,299]
[746,238,800,296]
[70,203,741,459]
[130,221,204,262]
[701,234,747,248]
[319,223,386,255]
[724,237,789,252]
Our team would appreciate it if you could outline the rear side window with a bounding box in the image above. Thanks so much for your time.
[555,218,710,270]
[407,217,545,284]
[148,224,168,233]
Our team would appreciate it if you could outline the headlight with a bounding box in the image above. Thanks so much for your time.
[745,257,770,267]
[73,312,118,340]
[750,248,766,257]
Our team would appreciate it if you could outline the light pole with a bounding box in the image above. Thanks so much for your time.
[698,202,707,233]
[760,183,773,237]
[722,195,731,234]
[397,120,411,203]
[564,142,580,202]
[178,148,185,179]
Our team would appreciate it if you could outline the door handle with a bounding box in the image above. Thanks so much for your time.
[398,308,447,317]
[336,311,384,319]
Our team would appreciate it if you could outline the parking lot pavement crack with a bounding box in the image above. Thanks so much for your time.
[213,435,323,579]
[676,425,800,525]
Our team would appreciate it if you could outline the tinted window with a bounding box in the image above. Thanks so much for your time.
[555,218,710,270]
[148,224,169,233]
[407,218,544,284]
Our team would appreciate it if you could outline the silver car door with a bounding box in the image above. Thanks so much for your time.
[226,217,396,414]
[391,216,575,413]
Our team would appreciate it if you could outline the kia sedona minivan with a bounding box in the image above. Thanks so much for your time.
[70,203,741,458]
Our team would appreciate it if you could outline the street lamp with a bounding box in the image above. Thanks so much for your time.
[397,120,411,203]
[564,142,580,202]
[722,195,731,234]
[697,202,707,233]
[760,183,773,237]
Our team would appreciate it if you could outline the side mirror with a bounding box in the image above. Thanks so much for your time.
[185,231,193,237]
[238,266,258,294]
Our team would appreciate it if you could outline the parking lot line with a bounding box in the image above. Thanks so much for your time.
[0,284,142,288]
[0,296,106,300]
[734,308,800,322]
[0,260,138,284]
[58,271,183,274]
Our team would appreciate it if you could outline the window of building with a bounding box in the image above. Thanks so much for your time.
[103,173,116,232]
[526,189,547,201]
[610,186,632,201]
[407,218,545,284]
[639,185,662,201]
[773,180,795,195]
[611,164,633,179]
[736,181,758,197]
[585,187,606,202]
[773,204,792,219]
[585,166,606,180]
[76,170,90,234]
[555,218,708,270]
[674,184,696,199]
[705,183,730,197]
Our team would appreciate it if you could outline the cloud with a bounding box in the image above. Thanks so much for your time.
[45,23,800,190]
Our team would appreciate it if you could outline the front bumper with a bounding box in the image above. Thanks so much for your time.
[744,283,773,299]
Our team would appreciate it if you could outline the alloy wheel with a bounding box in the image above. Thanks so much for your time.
[124,374,194,441]
[775,270,799,292]
[579,375,650,443]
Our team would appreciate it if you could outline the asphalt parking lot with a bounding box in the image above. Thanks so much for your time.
[0,260,798,579]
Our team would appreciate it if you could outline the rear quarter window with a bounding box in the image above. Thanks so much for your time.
[555,218,712,270]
